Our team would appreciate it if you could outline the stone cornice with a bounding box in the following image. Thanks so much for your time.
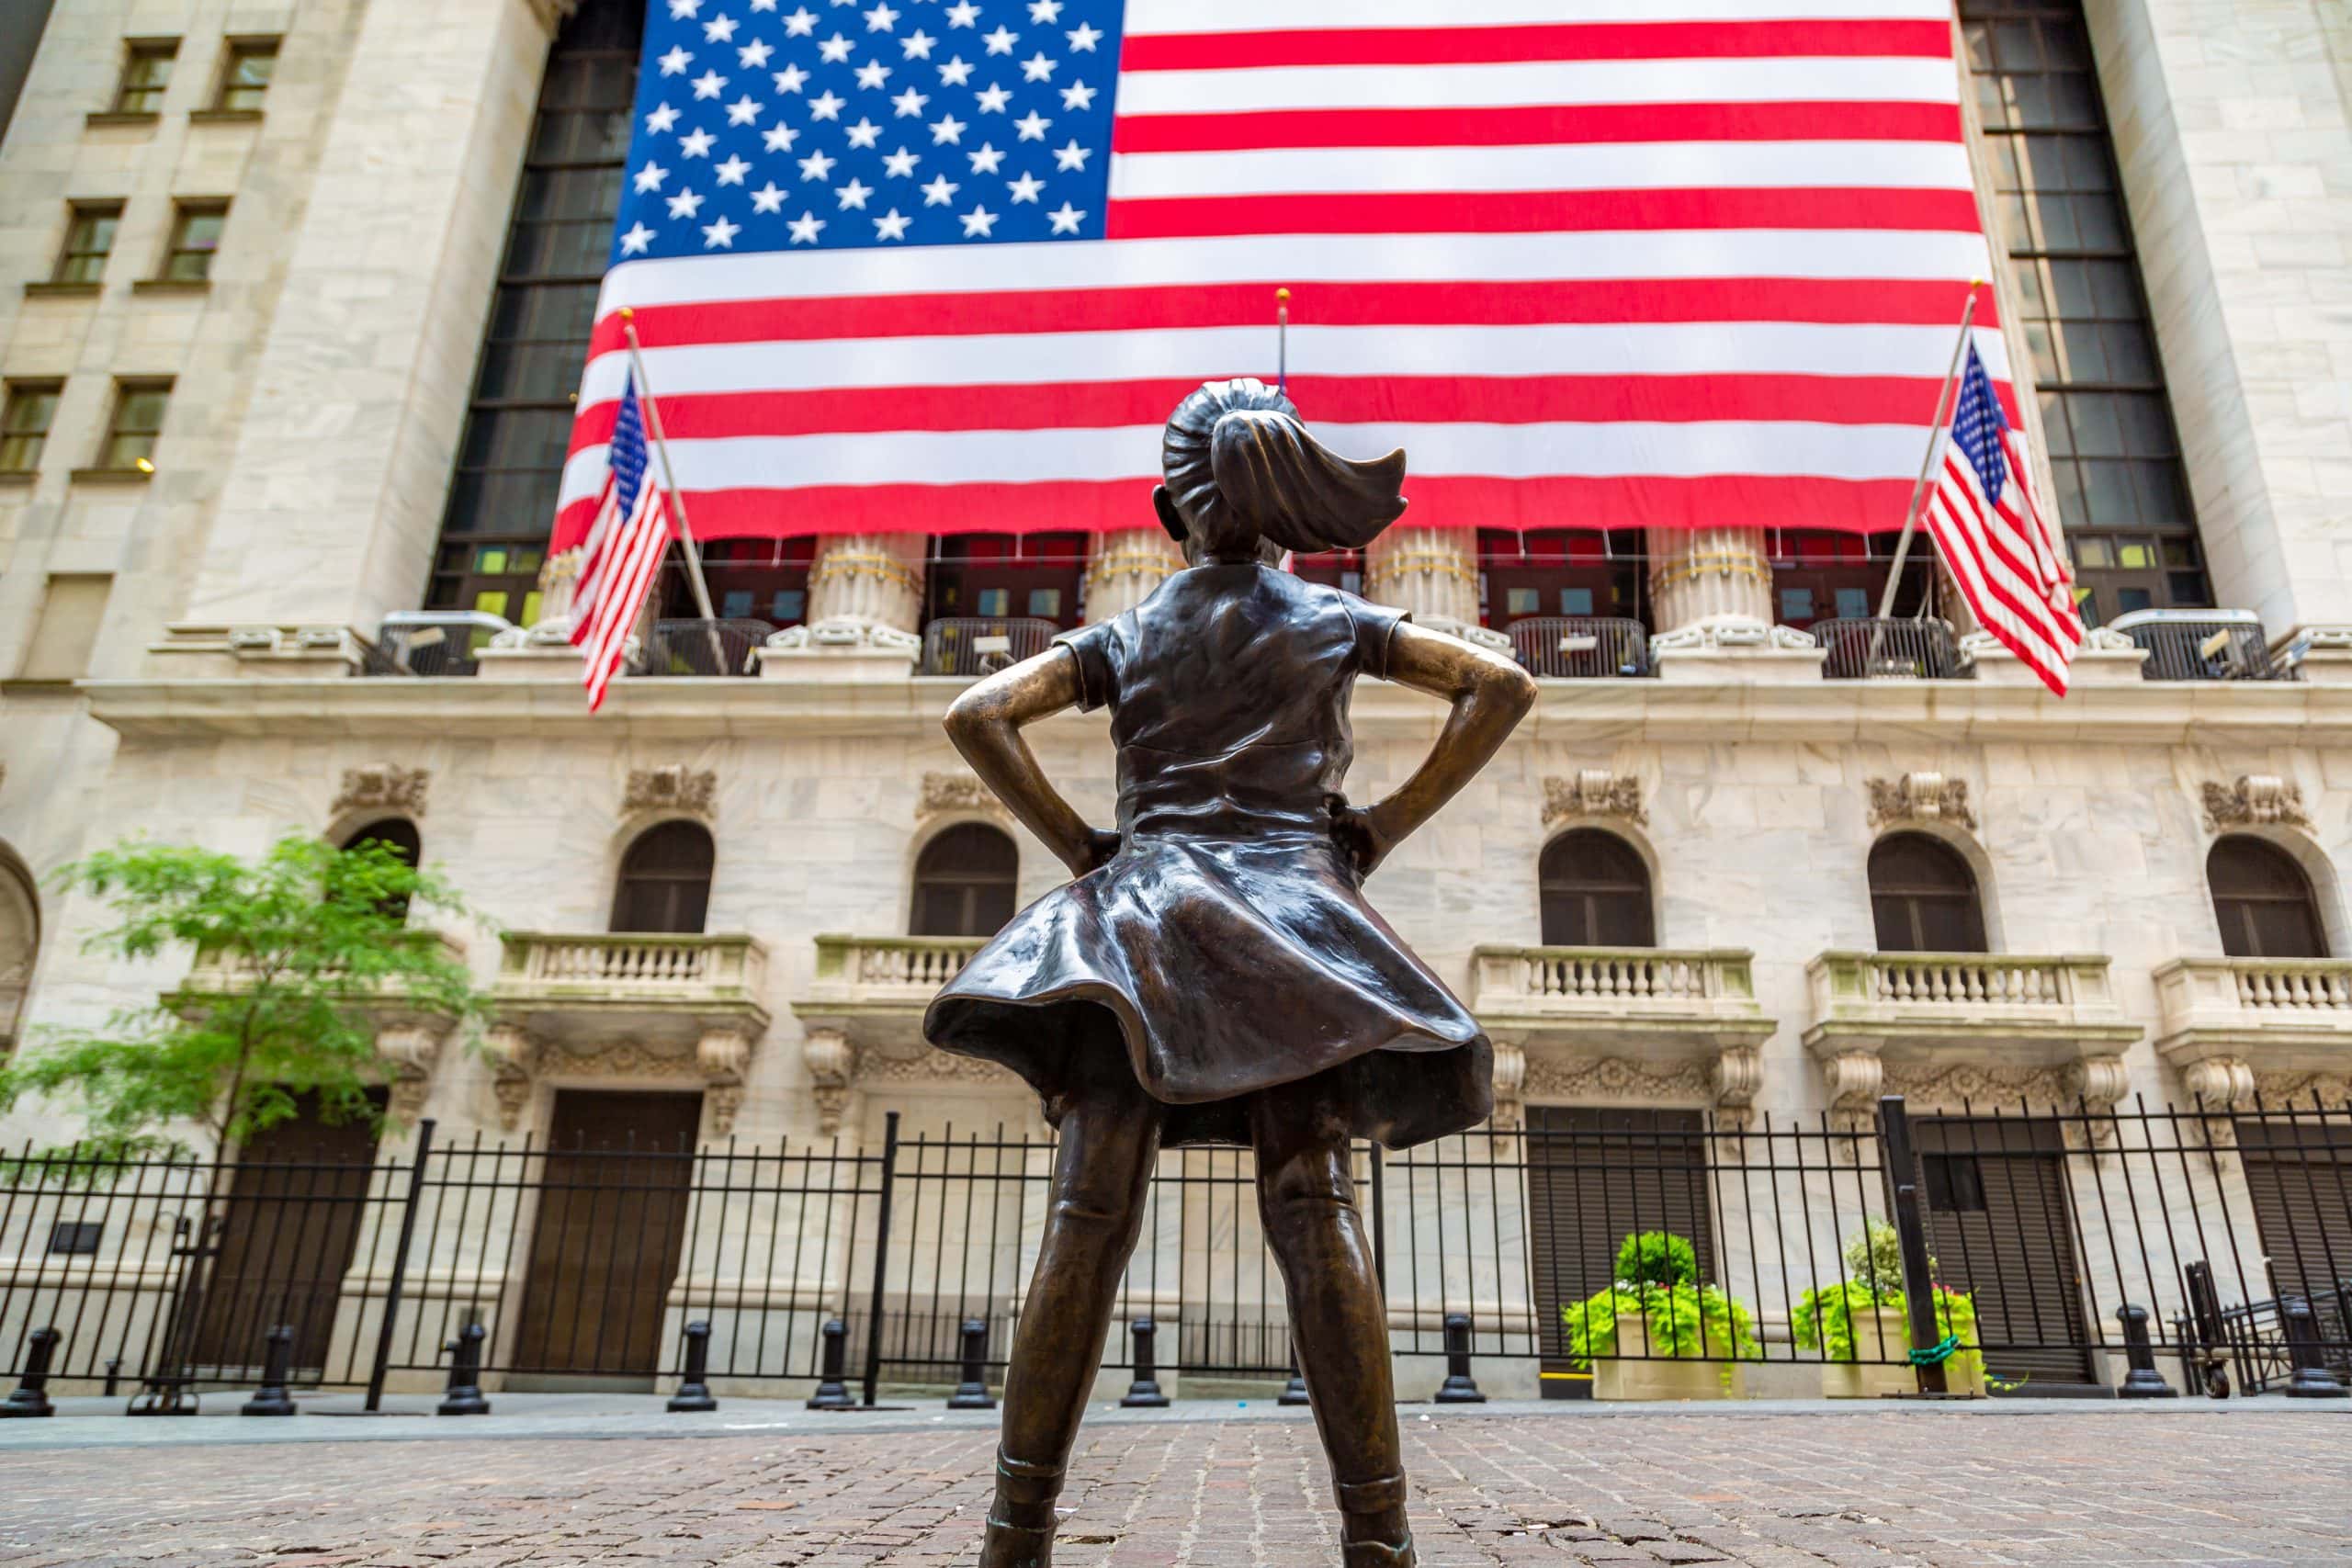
[72,671,2352,747]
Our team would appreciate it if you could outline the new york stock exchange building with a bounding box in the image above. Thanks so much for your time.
[1,0,2349,1408]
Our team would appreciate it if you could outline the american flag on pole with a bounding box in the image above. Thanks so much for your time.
[1919,344,2082,695]
[569,375,676,710]
[554,0,2017,551]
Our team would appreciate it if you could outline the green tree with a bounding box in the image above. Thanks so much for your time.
[0,835,483,1155]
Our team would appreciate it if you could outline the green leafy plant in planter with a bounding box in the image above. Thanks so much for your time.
[1560,1231,1760,1388]
[1792,1221,1984,1385]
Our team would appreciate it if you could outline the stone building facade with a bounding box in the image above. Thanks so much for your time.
[2,0,2350,1398]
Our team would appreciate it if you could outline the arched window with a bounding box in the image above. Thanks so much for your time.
[1869,834,1987,953]
[2208,837,2327,959]
[612,821,714,934]
[339,818,421,921]
[912,824,1018,938]
[0,849,37,1049]
[1539,829,1655,947]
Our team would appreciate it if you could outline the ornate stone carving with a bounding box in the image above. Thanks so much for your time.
[1712,1044,1764,1126]
[2201,775,2310,831]
[1881,1059,2072,1108]
[333,766,429,819]
[1522,1053,1714,1103]
[388,1070,432,1122]
[804,1028,859,1135]
[2180,1055,2256,1111]
[921,773,1001,818]
[1647,615,1817,653]
[854,1049,1020,1086]
[1488,1041,1528,1133]
[1542,771,1645,827]
[624,765,717,819]
[1821,1049,1885,1135]
[698,1029,753,1135]
[1866,773,1975,830]
[2255,1071,2352,1109]
[377,1024,442,1123]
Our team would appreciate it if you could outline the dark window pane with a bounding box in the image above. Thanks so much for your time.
[911,824,1020,938]
[1869,833,1985,953]
[612,821,715,934]
[1539,830,1654,948]
[2210,837,2327,959]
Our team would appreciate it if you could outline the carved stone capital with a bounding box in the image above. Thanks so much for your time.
[376,1023,443,1076]
[1866,772,1974,830]
[625,765,717,819]
[920,772,1002,818]
[1543,770,1645,827]
[698,1028,753,1083]
[2201,775,2310,832]
[334,766,429,819]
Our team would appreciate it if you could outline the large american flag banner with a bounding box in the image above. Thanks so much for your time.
[553,0,2020,552]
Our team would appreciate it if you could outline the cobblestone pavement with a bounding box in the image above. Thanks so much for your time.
[3,1405,2348,1568]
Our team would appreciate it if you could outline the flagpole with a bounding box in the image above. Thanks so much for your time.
[1275,288,1290,394]
[618,308,723,642]
[1875,280,1984,623]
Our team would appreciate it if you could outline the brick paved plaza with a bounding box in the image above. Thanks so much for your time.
[2,1403,2348,1567]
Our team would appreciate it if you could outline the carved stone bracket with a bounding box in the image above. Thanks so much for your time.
[920,772,1004,819]
[624,765,717,819]
[804,1028,859,1135]
[1488,1042,1528,1134]
[377,1023,445,1123]
[484,1024,537,1133]
[334,766,429,819]
[2201,775,2310,832]
[1542,771,1645,827]
[1822,1049,1884,1140]
[1866,772,1975,831]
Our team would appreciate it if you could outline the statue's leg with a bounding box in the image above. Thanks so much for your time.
[983,1046,1162,1568]
[1250,1085,1415,1568]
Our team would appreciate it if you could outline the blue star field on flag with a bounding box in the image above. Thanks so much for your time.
[613,0,1126,262]
[1950,344,2008,504]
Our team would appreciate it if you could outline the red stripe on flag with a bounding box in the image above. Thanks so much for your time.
[1110,101,1963,153]
[1104,187,1985,239]
[1117,20,1955,71]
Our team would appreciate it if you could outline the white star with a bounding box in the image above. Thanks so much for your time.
[960,203,999,236]
[854,58,891,89]
[975,81,1011,112]
[983,25,1017,54]
[798,149,838,180]
[619,220,658,254]
[938,55,975,85]
[809,89,847,118]
[1059,80,1095,111]
[945,0,980,24]
[751,180,788,212]
[1046,200,1083,234]
[1051,138,1089,172]
[772,62,809,92]
[1012,108,1049,140]
[703,214,742,247]
[763,121,800,152]
[783,5,818,33]
[863,1,900,29]
[727,93,763,124]
[715,152,752,184]
[1020,51,1056,81]
[634,160,671,192]
[892,85,930,116]
[691,68,729,98]
[645,101,681,133]
[835,176,875,209]
[1006,170,1044,202]
[739,38,774,68]
[901,28,937,59]
[921,172,960,205]
[874,207,912,240]
[818,31,854,61]
[678,126,718,157]
[669,0,703,16]
[658,45,695,74]
[752,0,779,10]
[1065,21,1101,51]
[845,116,883,147]
[704,13,739,40]
[788,209,826,243]
[929,111,967,142]
[967,140,1004,173]
[667,187,706,219]
[1027,0,1061,19]
[882,144,922,176]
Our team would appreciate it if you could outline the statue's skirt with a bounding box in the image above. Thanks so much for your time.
[923,831,1492,1150]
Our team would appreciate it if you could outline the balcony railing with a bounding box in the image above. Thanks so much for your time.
[498,931,767,1000]
[637,617,775,677]
[1805,950,2136,1052]
[1467,943,1773,1060]
[920,616,1059,678]
[2153,958,2352,1079]
[373,611,513,677]
[807,933,983,1005]
[2109,610,2293,682]
[1505,616,1650,678]
[1811,617,1965,681]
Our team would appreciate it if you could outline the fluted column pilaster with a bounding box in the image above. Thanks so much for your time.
[1082,529,1185,621]
[1645,526,1774,635]
[806,534,927,634]
[1364,528,1481,632]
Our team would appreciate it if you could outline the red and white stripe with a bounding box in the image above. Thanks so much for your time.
[570,469,673,711]
[1920,427,2083,696]
[555,0,2010,551]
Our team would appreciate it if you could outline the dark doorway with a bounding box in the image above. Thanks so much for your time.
[187,1093,386,1378]
[1912,1116,2095,1385]
[513,1089,702,1378]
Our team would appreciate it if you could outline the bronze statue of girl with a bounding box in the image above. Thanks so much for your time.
[926,378,1537,1568]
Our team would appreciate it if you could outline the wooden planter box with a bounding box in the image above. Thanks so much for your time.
[1820,1307,1986,1398]
[1592,1314,1748,1401]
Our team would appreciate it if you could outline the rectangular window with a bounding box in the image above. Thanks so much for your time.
[53,202,123,286]
[1922,1152,1990,1213]
[112,39,177,115]
[215,39,277,112]
[49,1221,104,1257]
[0,383,62,474]
[101,380,172,470]
[17,574,113,682]
[1559,587,1594,616]
[975,587,1011,617]
[161,200,229,282]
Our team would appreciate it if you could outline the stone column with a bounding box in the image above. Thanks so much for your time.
[1644,526,1774,635]
[806,535,926,634]
[1081,530,1184,621]
[1364,528,1482,636]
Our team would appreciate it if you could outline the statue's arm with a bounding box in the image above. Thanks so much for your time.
[942,649,1121,878]
[1337,623,1537,875]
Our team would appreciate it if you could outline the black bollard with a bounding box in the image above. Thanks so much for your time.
[1119,1317,1171,1408]
[1278,1344,1311,1406]
[668,1320,718,1413]
[437,1322,492,1416]
[241,1325,299,1416]
[0,1327,60,1418]
[2281,1296,2349,1399]
[2112,1304,2176,1399]
[1433,1312,1487,1404]
[947,1318,996,1409]
[808,1318,855,1410]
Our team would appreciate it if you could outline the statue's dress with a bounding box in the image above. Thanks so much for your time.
[924,563,1492,1149]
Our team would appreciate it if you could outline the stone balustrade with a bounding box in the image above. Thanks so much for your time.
[499,931,766,1002]
[1471,945,1757,1013]
[791,934,998,1133]
[802,933,983,1019]
[2151,957,2352,1104]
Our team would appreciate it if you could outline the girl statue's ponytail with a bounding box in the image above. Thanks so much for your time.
[1161,378,1407,556]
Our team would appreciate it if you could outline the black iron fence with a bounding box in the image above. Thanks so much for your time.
[4,1095,2346,1408]
[1813,617,1967,680]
